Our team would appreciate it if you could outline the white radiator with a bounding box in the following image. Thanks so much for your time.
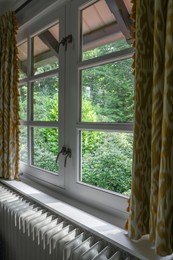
[0,183,137,260]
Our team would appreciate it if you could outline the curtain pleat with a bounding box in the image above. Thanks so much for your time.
[0,11,20,180]
[127,0,173,256]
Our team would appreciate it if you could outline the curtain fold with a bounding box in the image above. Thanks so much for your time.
[0,11,20,180]
[127,0,173,256]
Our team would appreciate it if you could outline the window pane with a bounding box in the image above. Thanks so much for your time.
[18,41,27,79]
[32,127,59,173]
[81,59,134,122]
[81,131,133,196]
[19,85,27,121]
[32,76,58,121]
[32,23,59,75]
[19,126,28,163]
[81,0,130,61]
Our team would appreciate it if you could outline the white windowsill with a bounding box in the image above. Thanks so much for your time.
[1,179,172,260]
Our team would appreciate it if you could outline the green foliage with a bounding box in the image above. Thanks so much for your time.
[33,76,58,121]
[82,59,134,123]
[19,126,28,163]
[19,85,27,121]
[34,62,59,75]
[33,127,59,173]
[82,132,133,195]
[32,77,59,172]
[83,39,130,60]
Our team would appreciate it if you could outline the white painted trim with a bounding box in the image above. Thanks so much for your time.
[29,69,59,82]
[66,0,134,221]
[20,121,59,127]
[18,3,66,188]
[78,48,133,70]
[76,122,133,131]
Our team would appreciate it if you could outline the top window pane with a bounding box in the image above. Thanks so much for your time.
[32,23,59,75]
[81,0,130,61]
[18,41,28,80]
[81,58,134,123]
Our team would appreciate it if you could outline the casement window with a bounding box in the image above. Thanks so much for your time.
[18,0,133,222]
[18,5,66,187]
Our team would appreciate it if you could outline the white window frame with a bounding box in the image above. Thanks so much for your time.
[66,0,134,214]
[19,4,66,188]
[18,0,134,224]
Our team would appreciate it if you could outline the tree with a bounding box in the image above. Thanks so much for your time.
[82,132,133,195]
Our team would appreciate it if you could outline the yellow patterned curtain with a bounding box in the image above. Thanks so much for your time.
[0,12,20,180]
[127,0,173,256]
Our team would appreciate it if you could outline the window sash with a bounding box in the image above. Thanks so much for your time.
[18,0,134,219]
[18,5,66,188]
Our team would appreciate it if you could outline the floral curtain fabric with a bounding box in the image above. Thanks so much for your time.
[0,11,20,180]
[127,0,173,256]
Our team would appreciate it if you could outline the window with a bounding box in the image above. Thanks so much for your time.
[18,6,66,187]
[18,0,133,220]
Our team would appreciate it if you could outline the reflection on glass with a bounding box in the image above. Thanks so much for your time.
[81,58,134,123]
[81,131,133,195]
[19,126,28,163]
[32,23,59,75]
[32,76,58,121]
[81,0,130,61]
[18,41,27,79]
[32,127,59,173]
[19,85,27,121]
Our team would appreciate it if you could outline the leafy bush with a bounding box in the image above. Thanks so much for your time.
[82,132,133,195]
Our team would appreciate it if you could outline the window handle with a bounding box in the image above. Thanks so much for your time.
[58,34,72,52]
[56,146,66,163]
[64,148,72,168]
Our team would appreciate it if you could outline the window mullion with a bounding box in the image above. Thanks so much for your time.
[78,47,134,70]
[28,36,33,165]
[28,68,59,83]
[76,122,133,132]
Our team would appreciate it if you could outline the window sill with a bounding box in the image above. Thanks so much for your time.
[1,179,172,260]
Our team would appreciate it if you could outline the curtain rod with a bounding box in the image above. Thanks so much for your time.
[15,0,32,14]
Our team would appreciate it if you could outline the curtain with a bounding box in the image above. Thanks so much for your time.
[0,11,20,180]
[126,0,173,256]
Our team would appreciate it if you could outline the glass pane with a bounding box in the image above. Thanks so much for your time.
[32,23,59,75]
[32,76,58,121]
[19,85,27,121]
[18,41,27,79]
[19,126,28,163]
[81,0,130,61]
[32,127,59,173]
[81,59,134,122]
[81,131,133,196]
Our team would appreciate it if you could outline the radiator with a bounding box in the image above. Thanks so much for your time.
[0,183,137,260]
